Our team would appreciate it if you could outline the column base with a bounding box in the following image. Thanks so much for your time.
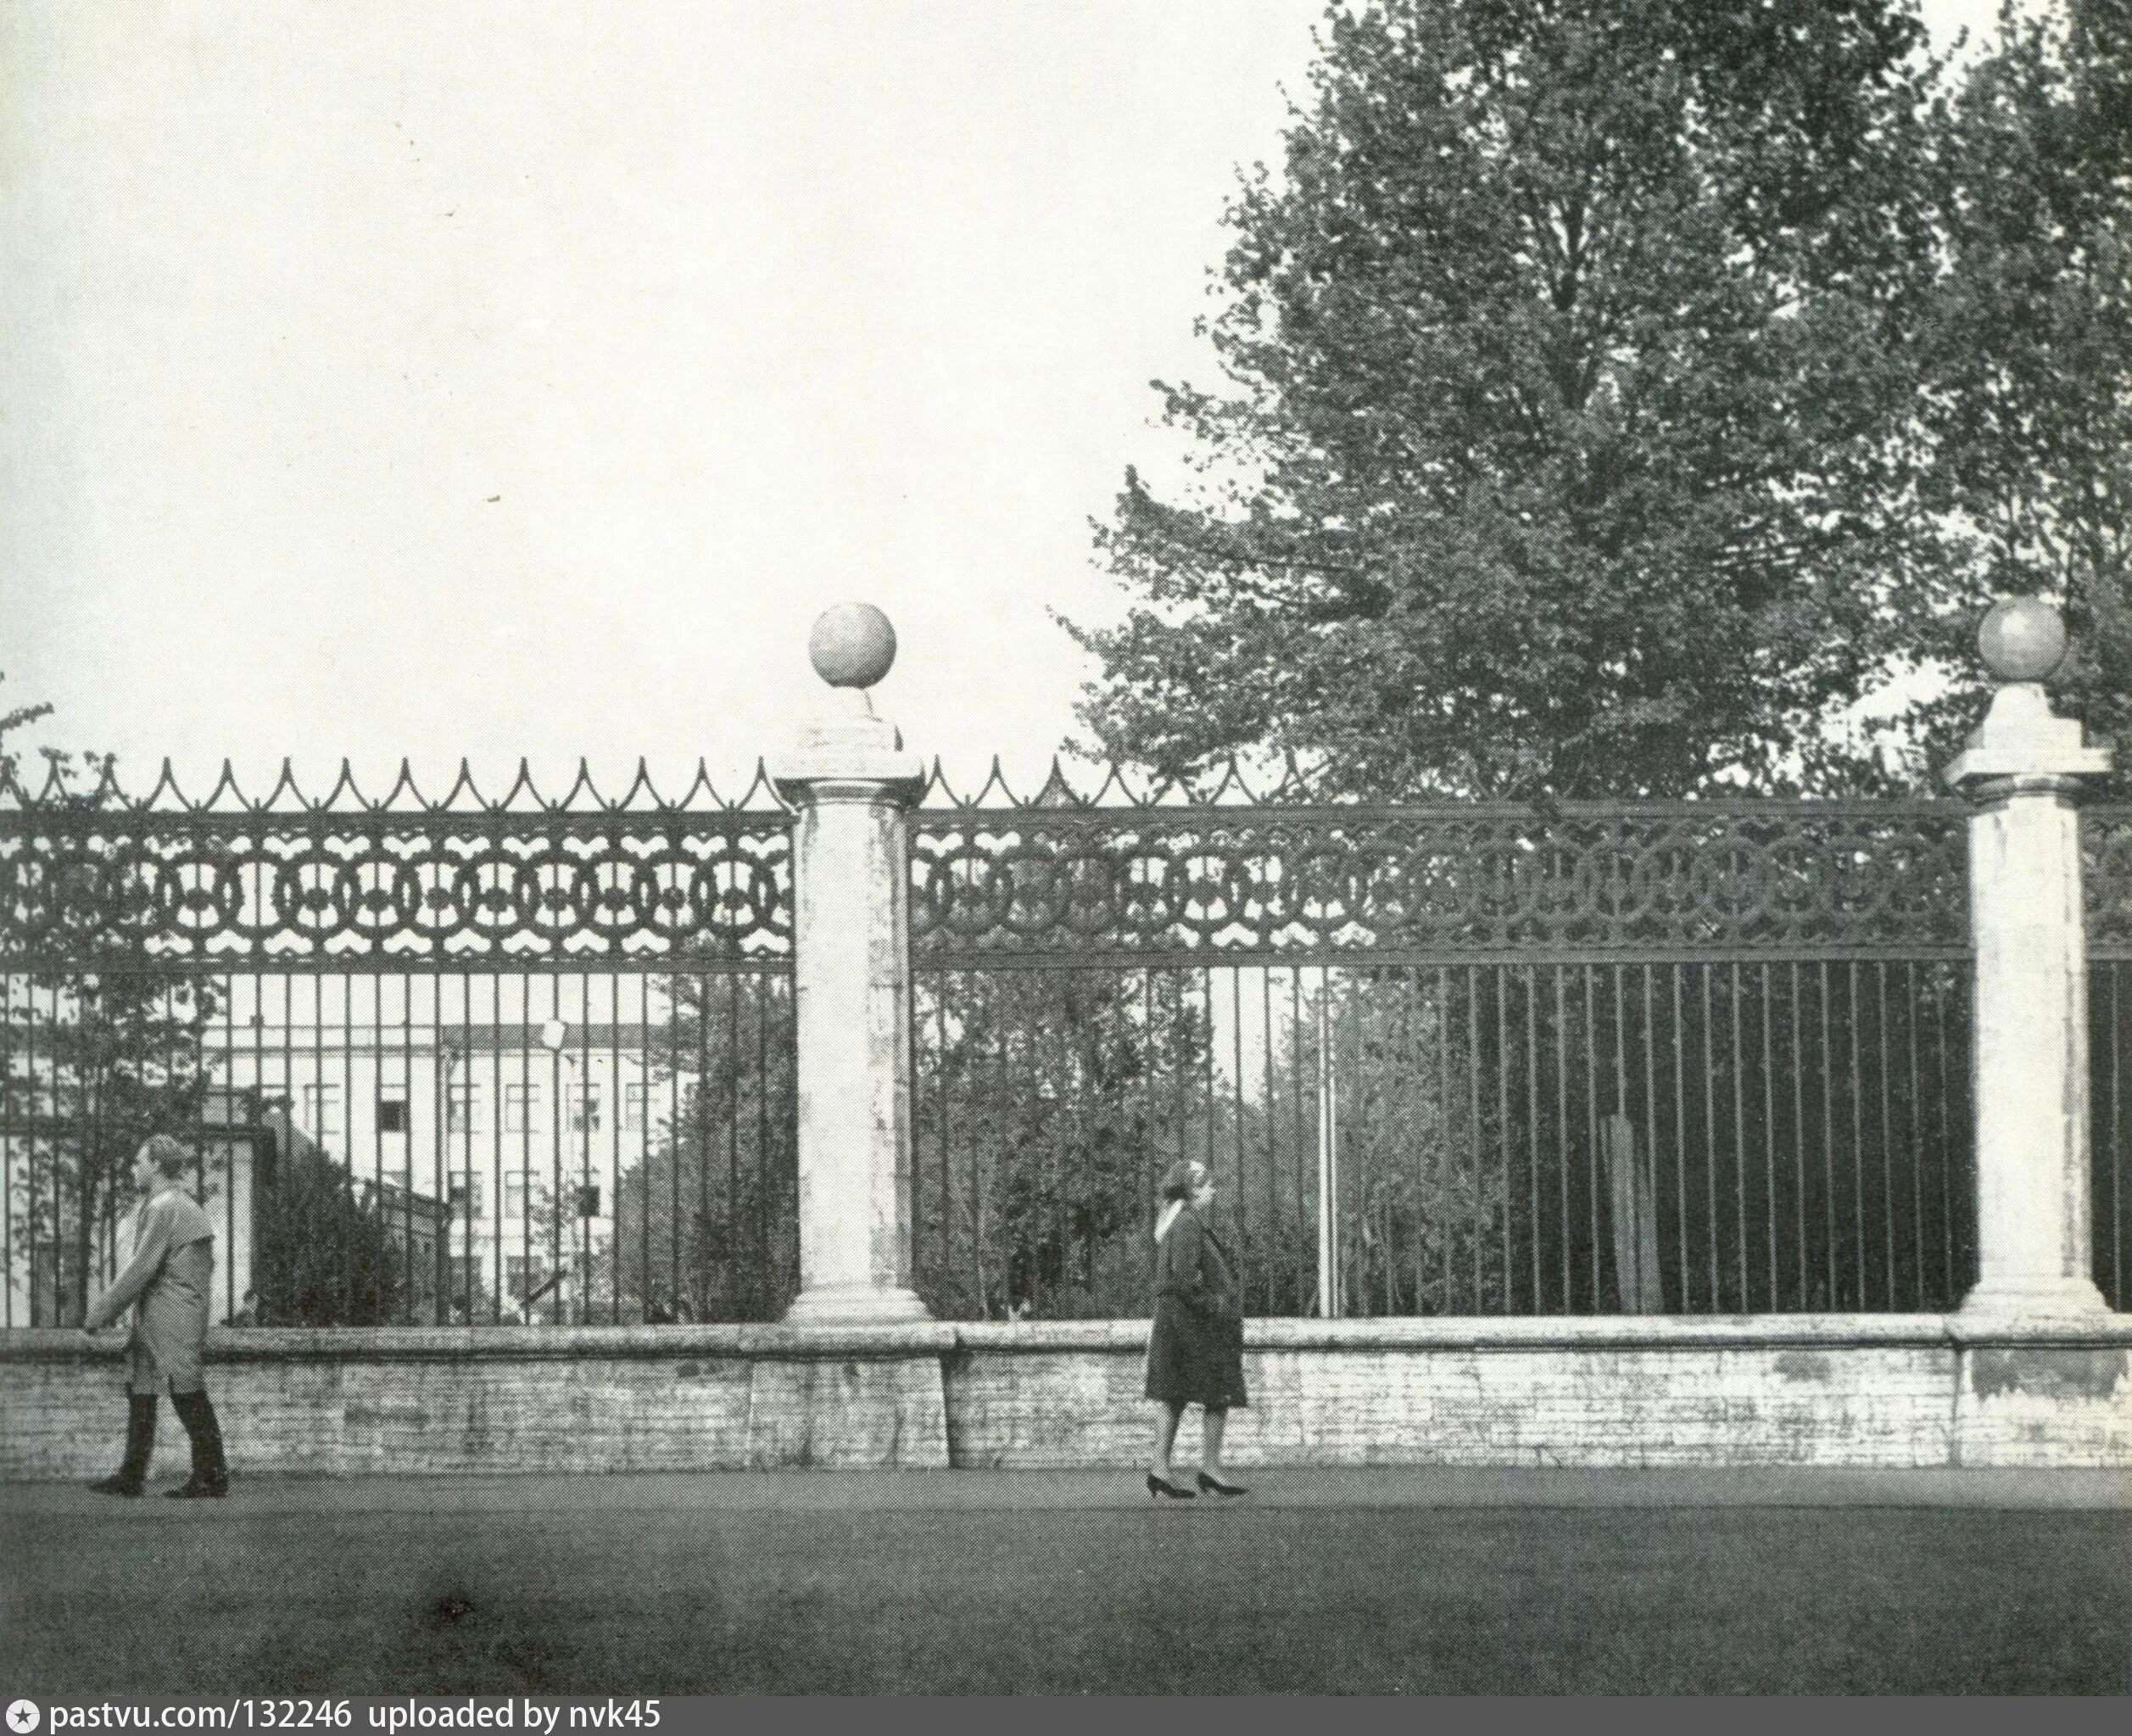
[781,1284,932,1326]
[1956,1278,2114,1327]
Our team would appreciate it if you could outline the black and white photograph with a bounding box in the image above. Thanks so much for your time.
[3,0,2129,1698]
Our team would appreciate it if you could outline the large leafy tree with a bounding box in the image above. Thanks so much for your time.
[1070,0,1958,799]
[1902,0,2132,790]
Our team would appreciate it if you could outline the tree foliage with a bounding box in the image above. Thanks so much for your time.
[2,690,220,1323]
[1072,0,2128,799]
[610,974,796,1323]
[1903,0,2132,788]
[250,1109,405,1326]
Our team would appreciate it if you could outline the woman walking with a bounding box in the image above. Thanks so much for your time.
[1144,1158,1248,1499]
[83,1135,230,1499]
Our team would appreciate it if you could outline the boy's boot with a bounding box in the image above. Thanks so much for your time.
[165,1388,229,1499]
[88,1393,158,1497]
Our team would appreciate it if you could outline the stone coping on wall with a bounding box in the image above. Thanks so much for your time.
[4,1312,2128,1364]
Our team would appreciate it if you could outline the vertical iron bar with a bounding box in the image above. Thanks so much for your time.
[1641,964,1658,1312]
[1467,964,1483,1314]
[1672,965,1688,1315]
[312,972,326,1321]
[1729,963,1746,1314]
[1498,964,1511,1313]
[2113,964,2125,1311]
[549,976,563,1315]
[1761,963,1777,1314]
[394,974,413,1325]
[1791,963,1806,1311]
[1934,965,1953,1303]
[1289,968,1305,1317]
[1849,962,1865,1313]
[1260,967,1275,1315]
[755,970,769,1315]
[726,974,740,1315]
[619,974,635,1322]
[1231,968,1247,1307]
[1586,966,1600,1312]
[517,974,532,1321]
[1556,967,1571,1313]
[1437,966,1454,1315]
[1905,961,1923,1314]
[695,977,711,1320]
[1877,963,1895,1311]
[15,980,30,1328]
[432,975,448,1325]
[1527,967,1543,1314]
[1819,962,1836,1309]
[1201,968,1216,1181]
[488,975,502,1323]
[1703,964,1718,1315]
[1612,964,1627,1312]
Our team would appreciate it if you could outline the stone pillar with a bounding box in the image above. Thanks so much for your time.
[1945,598,2114,1321]
[772,603,929,1324]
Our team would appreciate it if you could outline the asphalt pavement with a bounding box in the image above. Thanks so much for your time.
[5,1467,2130,1694]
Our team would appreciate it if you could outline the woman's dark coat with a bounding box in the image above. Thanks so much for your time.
[1144,1205,1248,1409]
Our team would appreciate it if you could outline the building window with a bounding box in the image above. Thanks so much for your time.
[567,1086,602,1135]
[450,1256,483,1307]
[449,1171,484,1219]
[377,1097,408,1134]
[299,1083,341,1142]
[504,1172,527,1221]
[622,1082,649,1132]
[445,1081,480,1136]
[503,1083,539,1132]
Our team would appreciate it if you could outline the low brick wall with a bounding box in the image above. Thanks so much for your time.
[3,1316,2126,1480]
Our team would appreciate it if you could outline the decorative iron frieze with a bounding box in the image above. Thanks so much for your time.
[0,761,791,971]
[911,802,1973,964]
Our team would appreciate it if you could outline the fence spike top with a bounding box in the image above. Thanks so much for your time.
[974,755,1018,807]
[1033,756,1082,808]
[740,757,789,812]
[140,757,188,811]
[321,759,367,811]
[87,755,127,809]
[380,758,428,812]
[918,757,958,807]
[262,758,309,812]
[498,758,544,812]
[615,757,664,811]
[674,758,722,811]
[561,757,604,812]
[201,758,248,812]
[1085,762,1140,807]
[440,758,486,811]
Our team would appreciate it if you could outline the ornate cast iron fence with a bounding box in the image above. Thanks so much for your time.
[2088,806,2132,1311]
[907,768,1982,1320]
[8,756,2126,1326]
[0,761,797,1328]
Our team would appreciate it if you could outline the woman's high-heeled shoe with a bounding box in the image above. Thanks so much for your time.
[1196,1470,1248,1497]
[1146,1471,1196,1500]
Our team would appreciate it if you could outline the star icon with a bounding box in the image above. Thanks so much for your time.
[7,1701,42,1734]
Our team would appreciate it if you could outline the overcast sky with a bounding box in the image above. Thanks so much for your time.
[3,0,2022,801]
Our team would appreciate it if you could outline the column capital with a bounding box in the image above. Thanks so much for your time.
[770,697,925,801]
[1944,683,2112,793]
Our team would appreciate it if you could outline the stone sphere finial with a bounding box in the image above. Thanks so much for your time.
[1978,596,2068,684]
[808,603,897,689]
